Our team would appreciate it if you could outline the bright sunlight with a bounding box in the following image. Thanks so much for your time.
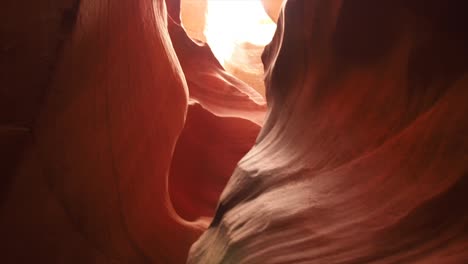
[205,0,277,67]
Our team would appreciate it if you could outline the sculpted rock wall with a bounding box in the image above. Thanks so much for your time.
[1,0,264,262]
[180,0,208,42]
[167,0,266,224]
[180,0,277,96]
[0,0,79,214]
[261,0,284,22]
[1,0,467,263]
[189,0,468,263]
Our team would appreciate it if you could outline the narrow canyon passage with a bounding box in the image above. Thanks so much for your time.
[1,0,467,263]
[180,0,278,96]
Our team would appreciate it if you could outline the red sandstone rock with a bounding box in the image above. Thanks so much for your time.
[188,1,468,263]
[168,15,266,125]
[1,0,264,262]
[1,0,467,263]
[169,104,261,222]
[261,0,284,22]
[167,0,265,226]
[1,0,197,262]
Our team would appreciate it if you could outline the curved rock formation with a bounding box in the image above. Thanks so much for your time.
[169,1,284,222]
[1,0,467,263]
[1,1,202,262]
[167,0,266,224]
[185,0,277,96]
[189,0,468,263]
[224,42,269,97]
[261,0,284,22]
[1,0,264,262]
[180,0,208,42]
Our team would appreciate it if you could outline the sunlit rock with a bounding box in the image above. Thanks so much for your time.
[188,1,468,263]
[261,0,284,22]
[1,0,467,263]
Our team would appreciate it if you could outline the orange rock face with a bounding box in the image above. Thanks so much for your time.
[1,0,264,262]
[261,0,284,22]
[1,0,468,263]
[1,1,202,262]
[167,1,266,224]
[189,0,468,263]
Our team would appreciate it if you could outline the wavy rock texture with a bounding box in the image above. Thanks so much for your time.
[1,0,468,263]
[1,0,200,262]
[189,0,468,263]
[167,18,266,125]
[224,42,269,97]
[167,0,266,224]
[177,0,276,96]
[1,0,264,262]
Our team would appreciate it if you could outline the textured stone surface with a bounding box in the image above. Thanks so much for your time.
[1,0,467,263]
[178,0,277,96]
[167,0,266,225]
[0,0,264,262]
[188,0,468,263]
[1,0,196,262]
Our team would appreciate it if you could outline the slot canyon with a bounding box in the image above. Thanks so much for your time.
[1,0,467,263]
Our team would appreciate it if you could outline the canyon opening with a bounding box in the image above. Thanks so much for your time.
[181,0,278,96]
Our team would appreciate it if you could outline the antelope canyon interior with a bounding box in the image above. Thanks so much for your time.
[1,0,468,263]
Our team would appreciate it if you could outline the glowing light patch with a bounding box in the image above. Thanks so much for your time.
[205,0,277,66]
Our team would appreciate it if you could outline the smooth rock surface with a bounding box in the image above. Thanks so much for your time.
[1,0,467,263]
[188,1,468,263]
